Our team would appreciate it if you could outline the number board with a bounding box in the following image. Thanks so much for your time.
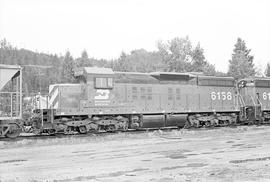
[210,92,232,101]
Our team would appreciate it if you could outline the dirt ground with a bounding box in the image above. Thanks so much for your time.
[1,126,270,182]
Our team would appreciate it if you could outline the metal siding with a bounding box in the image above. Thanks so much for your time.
[54,79,237,116]
[256,87,270,110]
[49,85,59,109]
[54,84,81,115]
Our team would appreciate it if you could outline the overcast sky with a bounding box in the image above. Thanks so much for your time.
[0,0,269,72]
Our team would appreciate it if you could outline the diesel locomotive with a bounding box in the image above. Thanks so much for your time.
[28,67,265,135]
[0,65,268,138]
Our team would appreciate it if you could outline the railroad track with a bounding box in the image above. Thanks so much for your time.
[1,122,268,142]
[0,127,181,141]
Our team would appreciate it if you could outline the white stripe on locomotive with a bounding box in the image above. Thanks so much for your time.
[49,85,59,109]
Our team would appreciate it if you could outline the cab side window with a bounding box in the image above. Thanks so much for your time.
[107,78,113,88]
[95,77,113,89]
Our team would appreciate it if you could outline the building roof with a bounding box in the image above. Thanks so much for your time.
[0,64,21,69]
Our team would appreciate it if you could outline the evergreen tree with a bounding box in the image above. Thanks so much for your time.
[191,43,206,72]
[191,43,216,75]
[61,51,75,83]
[114,52,131,71]
[202,63,216,75]
[77,50,92,67]
[265,63,270,77]
[228,38,255,79]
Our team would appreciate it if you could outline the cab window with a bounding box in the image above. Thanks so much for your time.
[95,77,113,89]
[107,78,113,87]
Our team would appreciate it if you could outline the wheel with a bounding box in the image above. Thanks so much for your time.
[5,123,21,138]
[64,126,73,134]
[183,121,191,129]
[106,125,116,132]
[47,129,56,135]
[78,126,87,134]
[122,124,128,131]
[204,121,211,127]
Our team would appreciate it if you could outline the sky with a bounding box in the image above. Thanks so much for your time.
[0,0,270,72]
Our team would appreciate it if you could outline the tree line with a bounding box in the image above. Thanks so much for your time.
[0,37,268,95]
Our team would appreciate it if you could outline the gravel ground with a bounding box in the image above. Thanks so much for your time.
[1,126,270,182]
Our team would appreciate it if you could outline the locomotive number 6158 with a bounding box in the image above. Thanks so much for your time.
[211,92,232,101]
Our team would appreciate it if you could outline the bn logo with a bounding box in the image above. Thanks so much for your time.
[94,89,110,100]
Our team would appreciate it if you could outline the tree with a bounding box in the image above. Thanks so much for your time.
[157,36,193,72]
[157,37,216,75]
[61,51,75,83]
[112,49,163,72]
[114,52,132,71]
[227,38,256,79]
[125,49,162,72]
[265,63,270,77]
[191,43,206,72]
[77,50,92,67]
[0,37,219,94]
[191,43,217,75]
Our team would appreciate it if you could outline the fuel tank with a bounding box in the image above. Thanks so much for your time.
[140,114,187,128]
[166,114,187,128]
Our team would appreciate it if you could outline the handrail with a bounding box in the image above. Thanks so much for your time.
[238,94,245,107]
[257,96,262,107]
[256,95,262,118]
[250,95,262,118]
[250,96,256,107]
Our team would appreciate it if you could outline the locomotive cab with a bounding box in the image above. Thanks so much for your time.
[75,67,116,108]
[238,78,262,123]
